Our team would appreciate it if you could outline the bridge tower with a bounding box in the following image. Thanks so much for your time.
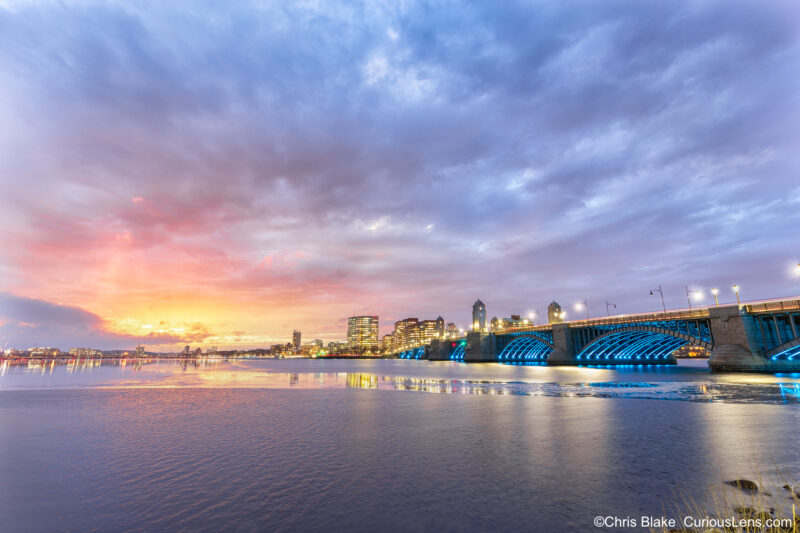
[472,299,486,332]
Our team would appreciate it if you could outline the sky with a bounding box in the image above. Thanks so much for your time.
[1,0,799,351]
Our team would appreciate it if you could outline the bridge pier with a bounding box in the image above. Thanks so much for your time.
[463,332,496,362]
[546,324,577,365]
[707,304,800,373]
[427,339,449,361]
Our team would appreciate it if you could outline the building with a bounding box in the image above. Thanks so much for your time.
[69,348,102,357]
[301,343,323,357]
[380,333,394,354]
[271,344,287,356]
[491,315,529,331]
[446,322,459,338]
[292,330,302,351]
[393,318,420,350]
[327,341,348,355]
[419,320,439,345]
[436,316,445,338]
[472,299,486,332]
[548,301,564,324]
[347,316,379,352]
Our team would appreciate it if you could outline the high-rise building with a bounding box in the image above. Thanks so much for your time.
[472,299,486,332]
[393,318,420,349]
[419,320,439,345]
[292,330,302,351]
[435,316,445,338]
[347,316,379,352]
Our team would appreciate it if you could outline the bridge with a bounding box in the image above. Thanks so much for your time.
[392,298,800,373]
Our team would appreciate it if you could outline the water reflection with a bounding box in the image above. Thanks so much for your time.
[2,358,800,404]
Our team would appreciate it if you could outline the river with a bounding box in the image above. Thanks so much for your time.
[1,358,798,532]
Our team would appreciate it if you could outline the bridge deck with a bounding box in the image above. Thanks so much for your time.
[493,296,800,333]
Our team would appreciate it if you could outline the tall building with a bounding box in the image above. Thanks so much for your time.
[548,301,564,324]
[435,316,445,339]
[419,320,439,345]
[472,299,486,332]
[393,318,420,349]
[292,330,302,351]
[347,316,379,352]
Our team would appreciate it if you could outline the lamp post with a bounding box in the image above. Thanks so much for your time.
[685,286,702,310]
[733,284,741,305]
[650,285,666,313]
[711,288,719,306]
[605,300,616,316]
[575,299,589,320]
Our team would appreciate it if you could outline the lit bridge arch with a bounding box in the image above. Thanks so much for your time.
[749,309,800,361]
[399,347,426,360]
[575,326,708,363]
[496,333,553,362]
[449,340,466,361]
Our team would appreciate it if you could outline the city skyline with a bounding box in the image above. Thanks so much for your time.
[2,1,800,351]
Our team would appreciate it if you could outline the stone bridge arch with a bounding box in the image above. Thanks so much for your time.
[575,326,710,363]
[496,333,553,362]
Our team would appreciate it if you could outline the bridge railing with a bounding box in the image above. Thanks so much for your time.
[744,298,800,314]
[566,308,710,327]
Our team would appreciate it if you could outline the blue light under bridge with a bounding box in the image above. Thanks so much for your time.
[576,330,691,363]
[496,334,552,362]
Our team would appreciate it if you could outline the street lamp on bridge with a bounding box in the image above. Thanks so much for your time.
[649,285,666,312]
[685,286,703,310]
[605,300,616,316]
[574,299,589,320]
[711,288,719,306]
[733,284,741,305]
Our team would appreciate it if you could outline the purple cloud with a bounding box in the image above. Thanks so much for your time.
[0,1,798,347]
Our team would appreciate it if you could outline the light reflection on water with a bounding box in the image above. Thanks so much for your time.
[1,358,800,532]
[2,358,800,404]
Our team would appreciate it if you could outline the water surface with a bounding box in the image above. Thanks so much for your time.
[1,358,798,532]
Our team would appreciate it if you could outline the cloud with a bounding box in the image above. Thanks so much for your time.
[0,0,798,346]
[0,293,211,350]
